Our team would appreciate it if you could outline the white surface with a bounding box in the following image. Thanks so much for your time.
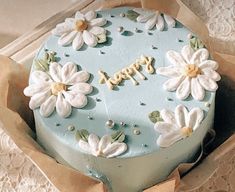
[0,0,235,191]
[0,0,78,48]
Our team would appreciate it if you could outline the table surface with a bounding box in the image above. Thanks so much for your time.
[0,0,235,191]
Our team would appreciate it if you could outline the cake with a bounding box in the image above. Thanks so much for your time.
[23,7,221,192]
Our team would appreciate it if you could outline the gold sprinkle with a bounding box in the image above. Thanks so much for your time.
[205,102,210,107]
[133,128,141,135]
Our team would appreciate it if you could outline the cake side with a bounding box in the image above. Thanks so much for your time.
[35,97,215,191]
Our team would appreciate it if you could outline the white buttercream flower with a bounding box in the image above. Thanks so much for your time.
[24,62,92,118]
[156,45,221,100]
[52,11,107,50]
[154,105,204,148]
[134,8,175,31]
[78,134,127,158]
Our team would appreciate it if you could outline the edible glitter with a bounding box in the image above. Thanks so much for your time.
[67,125,75,131]
[133,128,141,135]
[106,120,115,129]
[205,102,210,107]
[120,13,125,17]
[88,115,93,120]
[96,98,101,102]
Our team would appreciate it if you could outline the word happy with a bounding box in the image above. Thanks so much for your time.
[99,55,154,90]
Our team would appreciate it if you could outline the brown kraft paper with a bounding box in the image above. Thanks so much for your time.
[0,0,235,191]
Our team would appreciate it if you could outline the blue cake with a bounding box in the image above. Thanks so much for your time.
[23,7,220,192]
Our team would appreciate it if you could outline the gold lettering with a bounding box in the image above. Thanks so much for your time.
[122,67,138,85]
[98,70,114,90]
[98,56,154,90]
[130,63,146,80]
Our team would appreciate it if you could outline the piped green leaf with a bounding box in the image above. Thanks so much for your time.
[34,59,49,72]
[96,33,107,43]
[34,51,57,72]
[148,111,163,123]
[75,129,89,142]
[111,131,125,143]
[126,10,140,22]
[190,36,205,51]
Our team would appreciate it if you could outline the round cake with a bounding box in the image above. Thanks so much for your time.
[23,7,221,192]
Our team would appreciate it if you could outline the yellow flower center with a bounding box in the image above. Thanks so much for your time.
[75,20,88,32]
[184,64,201,78]
[181,127,193,137]
[96,149,104,157]
[51,82,67,96]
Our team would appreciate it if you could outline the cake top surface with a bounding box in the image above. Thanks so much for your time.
[25,7,220,158]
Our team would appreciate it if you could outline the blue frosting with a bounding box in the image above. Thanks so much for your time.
[33,7,215,158]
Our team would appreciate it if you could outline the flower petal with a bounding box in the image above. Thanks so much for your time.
[24,83,50,97]
[176,77,191,100]
[156,14,164,31]
[29,90,51,110]
[198,75,218,91]
[163,14,175,27]
[191,77,205,101]
[67,70,90,84]
[190,48,209,64]
[157,130,183,148]
[75,11,85,20]
[175,105,188,128]
[186,107,204,130]
[56,93,71,118]
[156,66,182,77]
[78,140,91,154]
[52,23,73,36]
[166,50,187,67]
[160,109,176,124]
[103,142,127,158]
[85,11,97,21]
[49,62,62,82]
[163,75,185,91]
[90,18,107,27]
[88,134,99,152]
[61,62,77,83]
[39,95,56,117]
[198,60,218,70]
[63,91,87,108]
[68,83,93,95]
[136,13,155,22]
[98,135,112,152]
[154,122,177,134]
[202,68,221,81]
[72,32,84,50]
[65,18,76,25]
[181,45,194,63]
[145,14,157,30]
[31,71,52,84]
[58,31,77,46]
[82,30,97,47]
[89,26,106,35]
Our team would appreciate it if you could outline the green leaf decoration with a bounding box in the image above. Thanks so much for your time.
[75,129,89,142]
[34,51,57,72]
[126,10,140,22]
[96,33,107,43]
[111,131,125,143]
[190,36,205,51]
[148,111,163,123]
[34,59,49,72]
